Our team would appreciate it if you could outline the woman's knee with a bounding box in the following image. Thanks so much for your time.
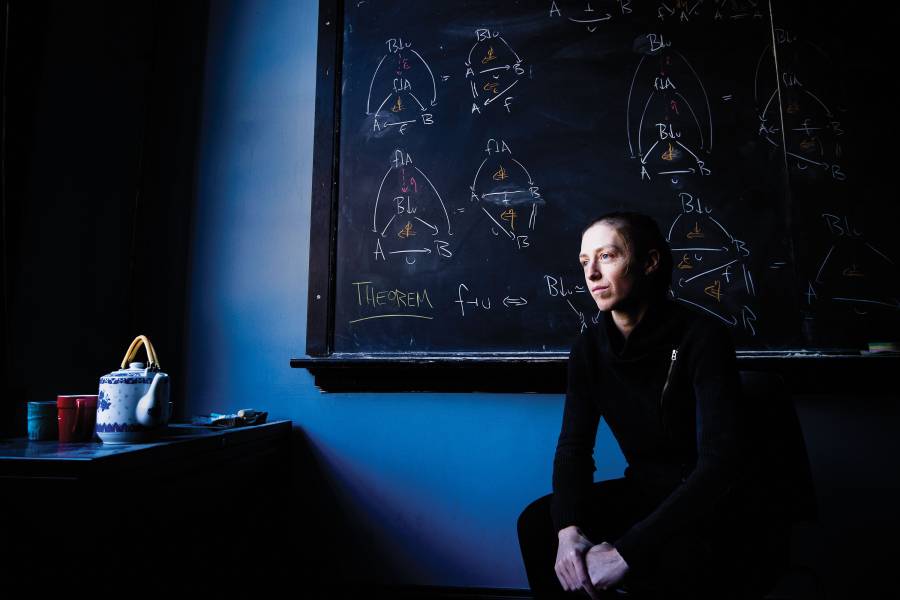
[517,493,554,541]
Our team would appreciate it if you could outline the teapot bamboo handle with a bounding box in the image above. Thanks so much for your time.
[121,336,143,366]
[120,335,161,370]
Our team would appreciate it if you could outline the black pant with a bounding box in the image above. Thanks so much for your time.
[517,478,762,600]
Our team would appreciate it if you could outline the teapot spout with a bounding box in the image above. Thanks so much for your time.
[136,372,170,427]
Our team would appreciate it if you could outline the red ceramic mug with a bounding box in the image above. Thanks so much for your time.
[75,395,98,441]
[57,395,98,442]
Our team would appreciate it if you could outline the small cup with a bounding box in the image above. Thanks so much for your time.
[75,395,98,441]
[27,401,59,441]
[57,395,99,442]
[57,395,80,443]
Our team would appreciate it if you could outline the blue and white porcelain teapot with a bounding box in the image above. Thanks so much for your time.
[96,335,171,444]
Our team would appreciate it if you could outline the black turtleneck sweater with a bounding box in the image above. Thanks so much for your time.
[551,299,747,570]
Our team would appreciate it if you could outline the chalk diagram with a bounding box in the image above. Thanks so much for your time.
[626,34,713,185]
[805,214,900,316]
[656,0,764,23]
[468,138,544,250]
[372,150,453,265]
[755,31,847,181]
[465,29,526,115]
[367,38,438,136]
[667,193,759,335]
[548,1,633,33]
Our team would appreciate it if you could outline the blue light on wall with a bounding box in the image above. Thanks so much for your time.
[185,0,625,588]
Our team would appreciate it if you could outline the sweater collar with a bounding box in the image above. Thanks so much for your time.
[602,297,674,358]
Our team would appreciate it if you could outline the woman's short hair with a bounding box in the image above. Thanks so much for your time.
[582,211,673,299]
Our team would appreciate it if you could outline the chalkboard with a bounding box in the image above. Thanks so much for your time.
[305,0,900,358]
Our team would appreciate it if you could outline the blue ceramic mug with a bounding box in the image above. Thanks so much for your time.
[27,401,58,440]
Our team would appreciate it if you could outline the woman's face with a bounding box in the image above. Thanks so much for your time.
[579,221,637,312]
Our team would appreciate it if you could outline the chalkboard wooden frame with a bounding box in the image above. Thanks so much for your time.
[294,0,900,392]
[305,0,342,357]
[291,352,896,393]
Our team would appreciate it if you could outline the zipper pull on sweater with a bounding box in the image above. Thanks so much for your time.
[660,348,678,410]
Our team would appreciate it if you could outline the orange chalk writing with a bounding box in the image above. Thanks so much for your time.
[661,143,675,161]
[704,280,722,302]
[501,208,517,231]
[686,222,704,239]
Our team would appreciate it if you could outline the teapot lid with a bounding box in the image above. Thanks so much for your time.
[100,362,164,384]
[109,362,153,374]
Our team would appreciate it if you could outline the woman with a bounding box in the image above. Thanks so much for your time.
[518,212,760,599]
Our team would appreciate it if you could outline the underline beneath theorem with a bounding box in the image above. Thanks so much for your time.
[349,314,434,324]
